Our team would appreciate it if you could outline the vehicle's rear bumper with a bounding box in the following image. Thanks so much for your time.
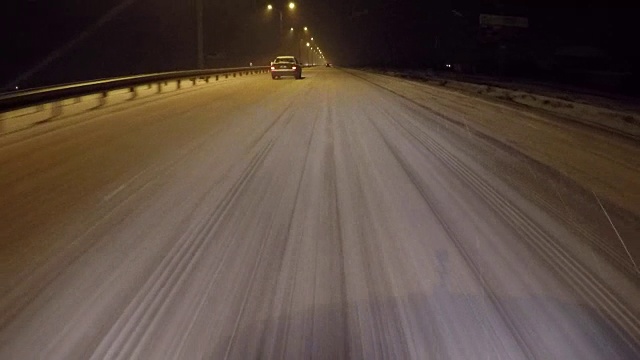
[271,70,299,76]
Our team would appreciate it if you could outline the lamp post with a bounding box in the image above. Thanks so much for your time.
[308,36,317,65]
[290,26,309,61]
[267,2,296,35]
[196,0,204,68]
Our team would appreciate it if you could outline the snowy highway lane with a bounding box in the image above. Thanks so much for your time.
[1,67,639,359]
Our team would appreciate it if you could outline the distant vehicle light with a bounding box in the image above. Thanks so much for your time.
[270,66,275,70]
[292,66,297,69]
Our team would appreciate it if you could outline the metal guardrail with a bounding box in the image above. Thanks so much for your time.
[0,66,270,113]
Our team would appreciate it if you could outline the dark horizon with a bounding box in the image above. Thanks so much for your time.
[3,0,639,92]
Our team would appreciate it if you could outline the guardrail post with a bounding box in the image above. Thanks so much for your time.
[157,82,162,93]
[233,73,236,78]
[216,75,219,81]
[99,92,107,107]
[50,101,62,118]
[225,74,228,79]
[177,79,182,89]
[129,87,137,99]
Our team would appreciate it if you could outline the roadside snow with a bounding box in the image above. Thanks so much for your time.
[362,68,640,140]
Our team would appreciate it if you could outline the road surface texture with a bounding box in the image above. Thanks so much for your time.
[1,67,639,359]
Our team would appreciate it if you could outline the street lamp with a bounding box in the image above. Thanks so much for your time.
[196,0,204,68]
[267,2,296,34]
[290,27,313,63]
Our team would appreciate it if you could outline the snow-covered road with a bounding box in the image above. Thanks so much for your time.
[1,67,639,359]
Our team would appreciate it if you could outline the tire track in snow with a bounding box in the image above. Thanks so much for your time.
[375,109,640,356]
[89,140,274,360]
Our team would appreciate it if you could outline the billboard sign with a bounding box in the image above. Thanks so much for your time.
[479,14,529,28]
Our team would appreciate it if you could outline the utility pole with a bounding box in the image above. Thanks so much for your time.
[196,0,204,69]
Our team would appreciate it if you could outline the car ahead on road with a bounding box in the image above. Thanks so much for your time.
[270,56,302,80]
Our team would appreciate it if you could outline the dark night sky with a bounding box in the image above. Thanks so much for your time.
[1,0,639,89]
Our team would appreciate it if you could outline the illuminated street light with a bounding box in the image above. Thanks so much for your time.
[311,37,314,41]
[268,3,296,34]
[306,42,310,46]
[304,27,308,31]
